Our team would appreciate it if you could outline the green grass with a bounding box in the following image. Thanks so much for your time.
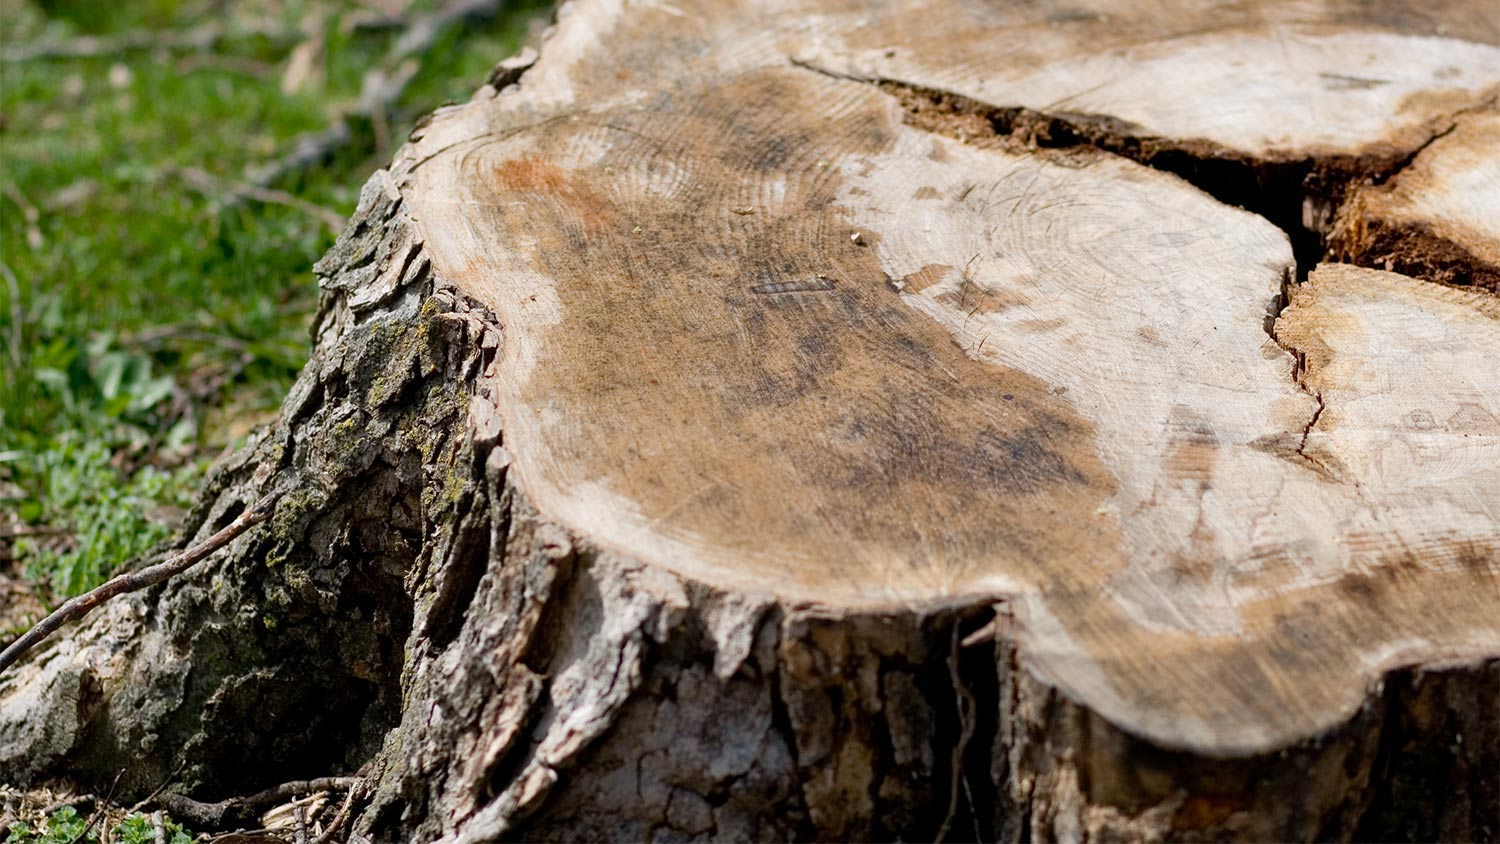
[0,0,550,602]
[5,805,192,843]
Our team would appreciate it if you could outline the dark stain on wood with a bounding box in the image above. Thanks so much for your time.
[454,67,1125,596]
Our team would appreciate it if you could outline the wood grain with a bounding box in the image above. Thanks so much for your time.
[389,0,1500,756]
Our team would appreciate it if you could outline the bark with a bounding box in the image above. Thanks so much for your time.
[3,1,1499,842]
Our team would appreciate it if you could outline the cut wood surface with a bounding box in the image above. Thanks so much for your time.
[397,0,1500,755]
[3,0,1499,841]
[790,0,1500,160]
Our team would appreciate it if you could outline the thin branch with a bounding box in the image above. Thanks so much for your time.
[934,624,979,844]
[130,758,190,814]
[66,772,120,844]
[0,493,278,675]
[0,524,69,539]
[156,777,364,828]
[174,53,276,78]
[124,324,252,353]
[175,166,346,233]
[246,0,514,191]
[309,783,362,844]
[292,803,309,844]
[3,182,44,250]
[201,829,281,843]
[0,23,299,63]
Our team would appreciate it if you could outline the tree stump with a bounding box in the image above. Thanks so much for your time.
[4,1,1499,841]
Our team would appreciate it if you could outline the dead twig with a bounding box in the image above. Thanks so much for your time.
[124,324,252,353]
[131,758,190,814]
[39,794,95,816]
[155,777,363,828]
[934,624,979,844]
[67,771,121,844]
[0,525,69,539]
[175,166,345,233]
[175,54,277,78]
[0,493,279,675]
[3,182,44,250]
[246,0,515,191]
[202,827,281,842]
[309,783,362,844]
[0,23,299,63]
[66,807,103,844]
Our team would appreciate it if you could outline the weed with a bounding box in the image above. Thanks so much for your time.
[1,0,549,601]
[2,806,193,844]
[16,441,196,597]
[4,806,91,843]
[112,812,191,844]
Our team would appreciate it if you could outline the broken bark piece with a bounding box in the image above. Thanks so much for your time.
[1,1,1498,842]
[1332,110,1500,290]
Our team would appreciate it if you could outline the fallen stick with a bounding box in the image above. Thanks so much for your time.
[175,166,346,233]
[0,23,298,63]
[309,782,363,844]
[245,0,514,191]
[155,777,364,828]
[0,492,278,675]
[65,771,121,844]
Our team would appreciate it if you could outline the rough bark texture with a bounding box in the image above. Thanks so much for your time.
[4,1,1500,842]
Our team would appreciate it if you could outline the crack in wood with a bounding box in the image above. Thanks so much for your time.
[789,57,1495,293]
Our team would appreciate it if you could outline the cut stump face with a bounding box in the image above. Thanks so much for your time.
[3,1,1500,839]
[397,0,1500,754]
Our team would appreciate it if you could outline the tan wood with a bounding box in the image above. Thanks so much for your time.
[3,0,1498,840]
[792,0,1500,161]
[394,0,1500,756]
